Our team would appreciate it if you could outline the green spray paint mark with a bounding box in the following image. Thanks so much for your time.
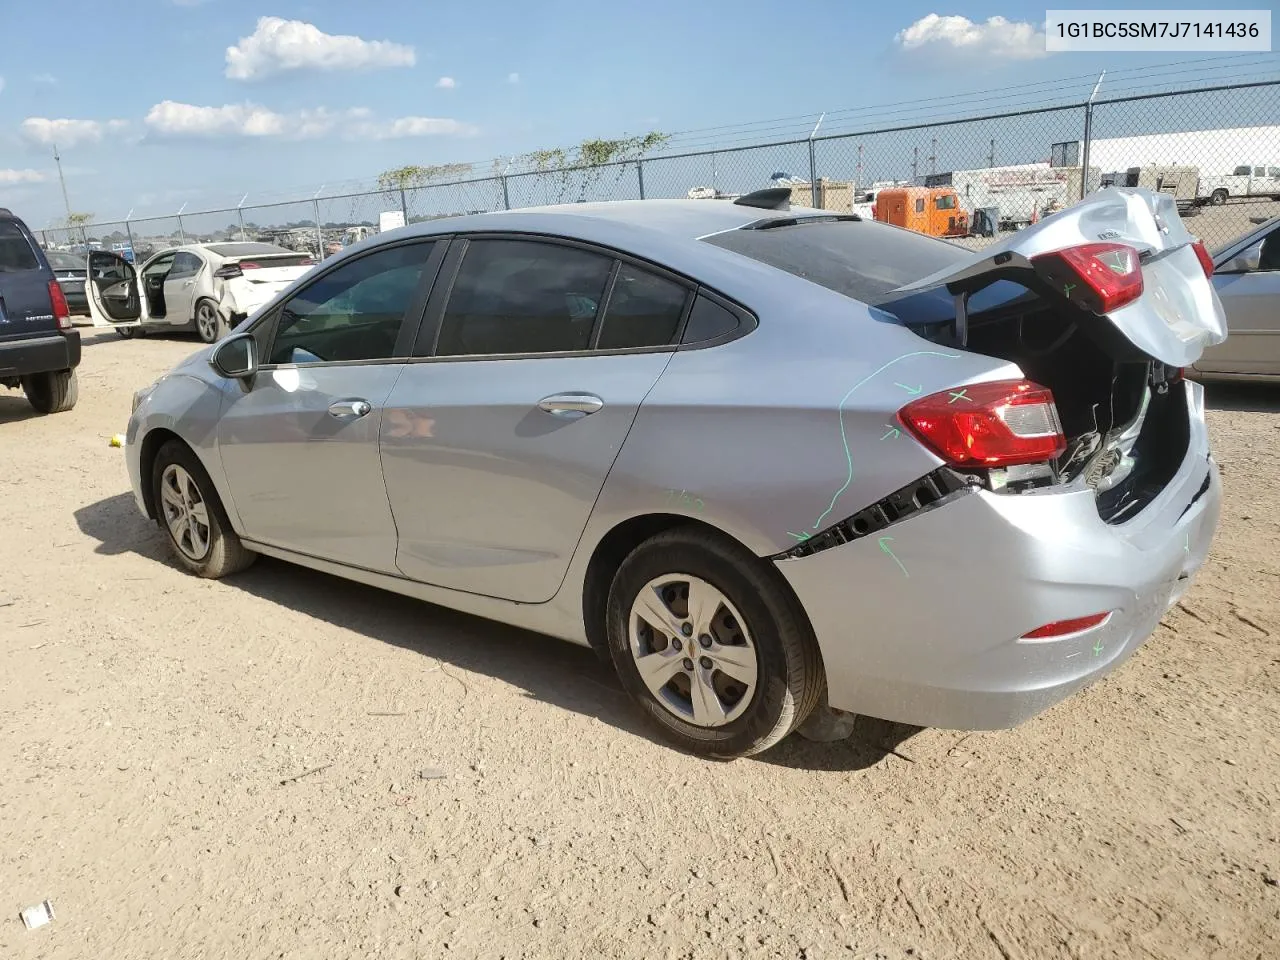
[787,531,812,542]
[809,350,961,531]
[665,490,705,514]
[894,382,923,396]
[1063,281,1076,298]
[947,388,971,404]
[1092,639,1104,657]
[878,537,909,578]
[880,425,901,440]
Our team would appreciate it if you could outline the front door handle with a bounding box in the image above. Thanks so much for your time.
[537,393,604,418]
[328,399,373,419]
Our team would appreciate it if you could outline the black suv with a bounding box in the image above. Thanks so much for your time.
[0,208,80,414]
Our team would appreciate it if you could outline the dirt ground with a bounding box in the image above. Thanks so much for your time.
[2,330,1278,960]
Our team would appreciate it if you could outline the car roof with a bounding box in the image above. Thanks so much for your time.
[403,199,829,242]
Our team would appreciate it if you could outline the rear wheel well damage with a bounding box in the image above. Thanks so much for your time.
[581,514,820,667]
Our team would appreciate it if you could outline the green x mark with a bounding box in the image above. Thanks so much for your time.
[947,389,971,404]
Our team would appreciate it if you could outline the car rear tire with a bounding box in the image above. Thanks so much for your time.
[605,527,824,758]
[1210,189,1228,206]
[115,326,142,339]
[151,440,256,579]
[22,369,78,414]
[194,299,227,344]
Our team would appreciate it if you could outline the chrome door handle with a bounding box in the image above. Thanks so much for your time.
[328,399,372,419]
[537,393,604,418]
[183,280,194,287]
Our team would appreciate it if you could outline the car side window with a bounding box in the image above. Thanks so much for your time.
[914,199,925,213]
[433,239,614,357]
[595,264,689,350]
[681,294,742,344]
[143,254,175,280]
[0,221,41,272]
[268,242,433,365]
[168,252,203,280]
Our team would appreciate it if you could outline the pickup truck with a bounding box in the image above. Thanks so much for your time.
[1197,164,1280,205]
[0,208,81,413]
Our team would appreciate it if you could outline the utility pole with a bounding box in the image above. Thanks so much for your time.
[52,144,73,221]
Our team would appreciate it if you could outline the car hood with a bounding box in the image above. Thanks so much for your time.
[893,188,1228,368]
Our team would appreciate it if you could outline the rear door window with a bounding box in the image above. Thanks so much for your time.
[433,239,613,356]
[702,218,968,306]
[595,264,689,350]
[0,221,41,273]
[168,252,204,279]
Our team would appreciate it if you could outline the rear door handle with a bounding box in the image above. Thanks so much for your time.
[328,399,372,419]
[537,393,604,418]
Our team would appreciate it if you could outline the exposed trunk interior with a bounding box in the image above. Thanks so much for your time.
[902,290,1190,523]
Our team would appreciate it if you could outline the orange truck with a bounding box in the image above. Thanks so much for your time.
[872,186,969,238]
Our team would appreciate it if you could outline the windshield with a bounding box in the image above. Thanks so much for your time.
[701,218,968,305]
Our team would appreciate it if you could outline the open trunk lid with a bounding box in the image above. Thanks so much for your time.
[894,188,1226,369]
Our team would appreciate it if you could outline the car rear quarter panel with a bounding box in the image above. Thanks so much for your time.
[582,275,1016,561]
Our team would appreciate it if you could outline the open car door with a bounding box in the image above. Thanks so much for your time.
[86,250,147,328]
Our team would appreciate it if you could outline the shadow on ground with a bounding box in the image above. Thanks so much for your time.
[1202,381,1280,414]
[75,491,918,771]
[0,394,41,425]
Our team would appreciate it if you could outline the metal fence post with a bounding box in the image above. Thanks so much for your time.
[314,199,324,257]
[1080,71,1106,199]
[808,113,824,208]
[177,203,187,245]
[125,219,135,260]
[637,159,646,200]
[399,187,408,220]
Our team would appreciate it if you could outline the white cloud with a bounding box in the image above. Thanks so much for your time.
[31,73,57,84]
[0,168,47,184]
[225,16,416,80]
[507,72,520,84]
[895,14,1047,62]
[435,76,456,90]
[21,117,128,147]
[0,76,6,95]
[353,116,477,140]
[143,101,476,141]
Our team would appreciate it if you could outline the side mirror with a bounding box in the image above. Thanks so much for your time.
[210,332,258,379]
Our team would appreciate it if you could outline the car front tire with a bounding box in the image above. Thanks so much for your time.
[605,527,824,758]
[151,440,256,579]
[22,369,78,414]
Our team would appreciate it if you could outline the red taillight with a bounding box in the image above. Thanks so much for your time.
[239,261,261,270]
[1191,239,1214,278]
[213,263,243,279]
[47,280,71,330]
[1021,612,1111,640]
[898,379,1067,468]
[1030,242,1144,314]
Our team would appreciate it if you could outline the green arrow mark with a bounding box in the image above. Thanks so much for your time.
[894,383,923,395]
[880,425,901,440]
[878,537,909,578]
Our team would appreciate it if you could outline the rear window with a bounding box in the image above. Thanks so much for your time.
[702,219,967,306]
[45,251,84,272]
[0,221,42,273]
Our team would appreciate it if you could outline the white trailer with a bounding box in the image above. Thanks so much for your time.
[1077,126,1280,205]
[923,163,1071,228]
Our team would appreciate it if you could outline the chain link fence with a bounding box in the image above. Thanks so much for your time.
[39,80,1280,262]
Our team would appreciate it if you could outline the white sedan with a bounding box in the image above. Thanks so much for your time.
[86,242,316,342]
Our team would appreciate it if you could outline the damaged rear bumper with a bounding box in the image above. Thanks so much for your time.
[776,380,1220,730]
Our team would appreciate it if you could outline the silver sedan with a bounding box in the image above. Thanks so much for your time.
[125,189,1224,757]
[1191,216,1280,381]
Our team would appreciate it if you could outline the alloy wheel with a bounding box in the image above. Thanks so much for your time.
[196,303,219,342]
[159,464,211,561]
[627,574,759,728]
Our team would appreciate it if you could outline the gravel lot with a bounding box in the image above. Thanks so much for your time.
[2,331,1278,960]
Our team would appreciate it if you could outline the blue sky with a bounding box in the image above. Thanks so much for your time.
[1,0,1277,226]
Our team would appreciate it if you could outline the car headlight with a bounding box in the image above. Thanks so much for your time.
[132,382,158,413]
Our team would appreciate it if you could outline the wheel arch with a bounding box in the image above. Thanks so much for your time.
[137,427,185,519]
[579,512,820,667]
